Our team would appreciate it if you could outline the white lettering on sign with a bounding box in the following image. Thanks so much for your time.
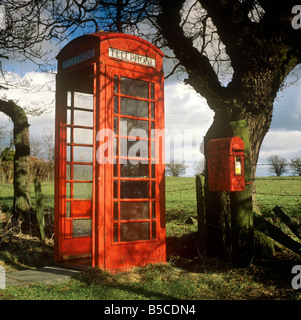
[63,48,95,69]
[108,47,156,68]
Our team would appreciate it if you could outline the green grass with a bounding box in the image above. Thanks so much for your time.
[1,176,301,300]
[165,176,198,237]
[256,176,301,218]
[2,262,299,300]
[0,182,54,214]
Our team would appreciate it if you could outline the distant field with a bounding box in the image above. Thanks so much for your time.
[0,176,300,225]
[0,182,54,214]
[255,176,301,218]
[165,176,301,218]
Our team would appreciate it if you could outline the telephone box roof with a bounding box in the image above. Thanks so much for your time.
[56,32,164,61]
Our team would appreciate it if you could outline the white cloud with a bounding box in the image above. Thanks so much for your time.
[256,130,301,176]
[259,130,301,160]
[164,81,214,175]
[1,71,55,107]
[0,71,55,139]
[164,81,214,133]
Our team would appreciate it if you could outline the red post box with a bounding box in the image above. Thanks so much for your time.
[206,137,245,192]
[54,32,165,272]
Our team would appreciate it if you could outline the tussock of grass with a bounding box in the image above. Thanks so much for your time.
[74,268,116,285]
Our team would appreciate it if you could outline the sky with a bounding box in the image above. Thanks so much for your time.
[0,37,301,177]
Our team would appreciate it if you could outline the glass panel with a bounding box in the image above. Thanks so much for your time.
[67,127,72,143]
[67,146,71,162]
[73,182,92,199]
[114,180,118,199]
[67,91,72,107]
[120,162,149,178]
[74,128,93,144]
[113,202,118,220]
[151,122,155,138]
[114,137,118,157]
[120,138,129,157]
[114,117,118,135]
[152,221,156,239]
[120,201,149,220]
[114,75,119,93]
[73,219,92,238]
[120,118,149,135]
[73,146,93,162]
[114,163,118,177]
[151,181,156,199]
[152,163,156,178]
[151,83,155,100]
[120,180,149,199]
[113,223,118,242]
[120,77,149,99]
[151,102,155,119]
[120,138,148,159]
[67,109,71,125]
[114,96,118,114]
[66,183,71,199]
[74,92,93,110]
[151,141,155,158]
[120,97,149,118]
[152,201,156,219]
[66,201,71,218]
[120,222,150,242]
[66,164,71,180]
[73,164,93,181]
[74,110,93,126]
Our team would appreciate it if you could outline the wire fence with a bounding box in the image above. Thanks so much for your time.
[0,176,300,238]
[255,177,301,217]
[165,176,301,218]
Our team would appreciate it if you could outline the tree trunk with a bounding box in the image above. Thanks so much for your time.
[0,100,31,224]
[203,96,273,259]
[156,0,300,263]
[203,109,232,258]
[34,178,45,242]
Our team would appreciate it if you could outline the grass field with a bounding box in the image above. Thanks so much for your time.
[256,177,301,218]
[0,176,301,300]
[1,176,300,220]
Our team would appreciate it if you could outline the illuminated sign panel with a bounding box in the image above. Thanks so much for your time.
[109,47,156,68]
[63,49,95,69]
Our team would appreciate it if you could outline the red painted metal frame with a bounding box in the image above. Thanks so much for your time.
[55,32,165,272]
[206,137,245,192]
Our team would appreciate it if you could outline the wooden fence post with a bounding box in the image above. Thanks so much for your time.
[34,178,45,242]
[230,120,254,266]
[196,174,207,258]
[273,205,301,241]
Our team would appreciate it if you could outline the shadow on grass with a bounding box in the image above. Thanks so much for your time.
[166,231,301,299]
[74,267,180,300]
[0,233,53,271]
[1,219,301,299]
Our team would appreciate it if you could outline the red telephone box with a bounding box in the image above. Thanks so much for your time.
[206,137,245,192]
[54,32,165,272]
